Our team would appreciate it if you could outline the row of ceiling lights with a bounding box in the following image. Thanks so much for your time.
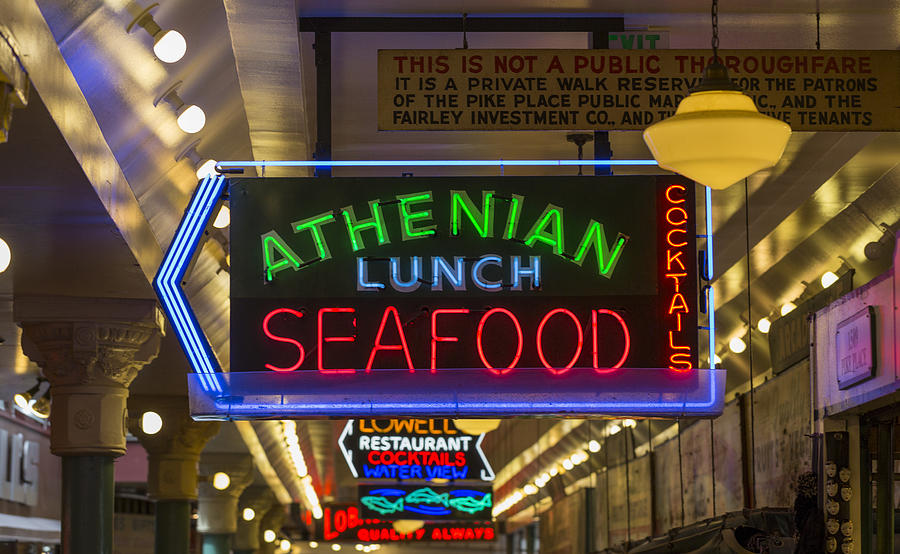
[493,419,636,517]
[725,265,848,355]
[128,3,218,181]
[282,420,324,520]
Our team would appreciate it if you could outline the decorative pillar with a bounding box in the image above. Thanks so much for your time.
[128,395,221,554]
[198,453,254,554]
[17,297,162,554]
[234,486,276,554]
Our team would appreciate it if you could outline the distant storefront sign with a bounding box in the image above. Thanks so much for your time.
[339,419,495,481]
[358,484,493,521]
[0,421,40,506]
[314,504,495,542]
[835,306,876,389]
[377,49,900,131]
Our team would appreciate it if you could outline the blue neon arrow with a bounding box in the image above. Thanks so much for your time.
[153,174,227,393]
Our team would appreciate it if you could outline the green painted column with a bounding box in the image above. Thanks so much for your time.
[202,533,233,554]
[17,303,162,554]
[155,500,191,554]
[62,456,114,554]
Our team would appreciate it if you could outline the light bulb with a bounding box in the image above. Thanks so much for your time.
[309,542,319,549]
[176,104,206,133]
[623,419,636,428]
[263,530,276,543]
[212,206,230,229]
[821,271,839,289]
[0,237,10,273]
[608,423,622,435]
[355,545,364,551]
[141,411,163,435]
[242,507,255,521]
[713,354,722,365]
[757,317,771,334]
[212,472,230,490]
[153,30,187,63]
[14,393,28,411]
[588,440,601,452]
[196,159,218,180]
[549,467,559,476]
[523,483,538,495]
[540,471,551,482]
[729,336,747,354]
[332,544,342,551]
[781,302,797,316]
[562,459,574,470]
[280,539,291,551]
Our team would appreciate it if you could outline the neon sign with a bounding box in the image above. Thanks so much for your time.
[162,175,722,418]
[358,484,493,521]
[338,419,495,481]
[314,505,495,542]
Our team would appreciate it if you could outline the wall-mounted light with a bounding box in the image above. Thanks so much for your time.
[212,206,230,229]
[309,542,319,549]
[523,483,538,495]
[588,440,601,452]
[126,4,187,64]
[332,544,342,552]
[780,302,797,316]
[242,507,255,521]
[864,222,897,260]
[212,471,230,490]
[155,82,206,134]
[820,271,839,289]
[263,529,276,543]
[141,411,163,434]
[757,317,771,334]
[14,378,50,419]
[280,539,291,552]
[0,236,10,273]
[176,140,218,180]
[729,336,747,354]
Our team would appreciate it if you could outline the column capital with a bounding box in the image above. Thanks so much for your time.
[128,395,220,501]
[16,296,162,456]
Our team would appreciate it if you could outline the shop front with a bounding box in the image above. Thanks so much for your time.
[813,231,900,553]
[0,405,60,552]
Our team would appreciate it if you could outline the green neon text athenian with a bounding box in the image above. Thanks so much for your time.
[292,211,336,261]
[342,200,390,251]
[450,190,494,238]
[397,191,437,241]
[261,230,303,281]
[571,220,628,278]
[523,204,565,256]
[502,194,524,240]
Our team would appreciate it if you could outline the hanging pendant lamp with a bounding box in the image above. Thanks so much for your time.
[642,0,791,190]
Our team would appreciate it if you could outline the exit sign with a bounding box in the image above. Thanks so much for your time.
[608,30,669,50]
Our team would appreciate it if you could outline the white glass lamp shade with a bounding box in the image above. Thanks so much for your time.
[176,104,206,133]
[153,30,187,63]
[452,419,501,435]
[643,90,791,189]
[0,237,10,273]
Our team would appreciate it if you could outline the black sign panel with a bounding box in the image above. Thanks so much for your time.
[358,484,493,521]
[230,176,698,379]
[339,419,494,481]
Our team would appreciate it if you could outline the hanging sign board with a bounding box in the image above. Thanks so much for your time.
[357,484,493,521]
[168,175,722,419]
[339,419,495,481]
[377,49,900,131]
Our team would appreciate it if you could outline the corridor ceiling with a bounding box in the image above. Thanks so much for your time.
[2,0,900,515]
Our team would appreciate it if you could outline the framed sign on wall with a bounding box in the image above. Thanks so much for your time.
[158,174,722,418]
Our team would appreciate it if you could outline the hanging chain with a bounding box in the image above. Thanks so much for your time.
[711,0,719,60]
